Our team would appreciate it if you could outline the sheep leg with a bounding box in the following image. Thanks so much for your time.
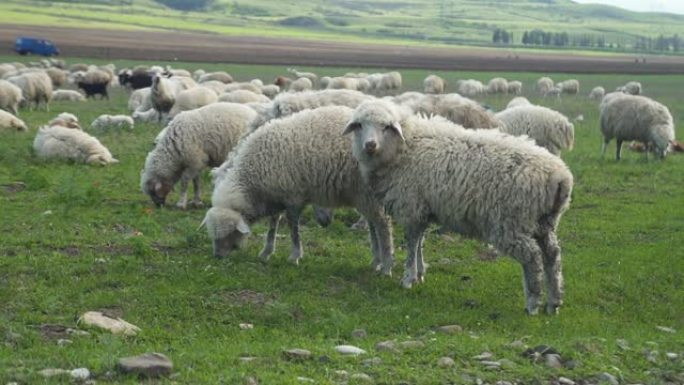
[285,206,304,264]
[368,217,394,276]
[401,224,427,289]
[538,231,564,314]
[615,139,623,160]
[351,216,368,230]
[259,214,281,261]
[600,138,609,158]
[189,176,203,207]
[176,178,190,209]
[416,234,427,283]
[367,220,381,272]
[500,235,544,315]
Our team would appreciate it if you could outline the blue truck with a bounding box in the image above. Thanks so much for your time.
[15,37,60,56]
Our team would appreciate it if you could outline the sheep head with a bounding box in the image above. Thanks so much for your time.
[202,207,250,258]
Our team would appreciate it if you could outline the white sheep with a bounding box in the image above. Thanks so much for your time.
[259,84,280,99]
[128,87,151,112]
[141,102,256,209]
[198,80,228,96]
[219,89,270,104]
[198,71,233,84]
[33,125,118,165]
[536,77,554,96]
[506,96,531,109]
[600,94,675,160]
[48,112,81,129]
[544,86,562,99]
[395,93,501,129]
[617,81,642,95]
[343,99,573,315]
[495,105,575,156]
[203,106,394,275]
[456,79,485,98]
[289,77,314,92]
[45,67,67,88]
[193,69,206,81]
[7,71,53,111]
[423,75,445,94]
[52,89,86,102]
[132,108,160,124]
[150,75,197,118]
[168,86,218,119]
[286,68,317,85]
[0,109,27,131]
[557,79,580,95]
[589,86,605,100]
[487,77,508,94]
[90,114,134,132]
[0,79,24,115]
[507,80,523,95]
[223,82,262,95]
[372,71,402,94]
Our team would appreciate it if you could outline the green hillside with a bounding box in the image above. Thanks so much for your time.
[1,0,683,53]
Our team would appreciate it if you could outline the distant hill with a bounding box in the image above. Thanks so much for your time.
[1,0,682,54]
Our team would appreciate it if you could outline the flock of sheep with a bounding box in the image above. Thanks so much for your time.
[0,58,679,315]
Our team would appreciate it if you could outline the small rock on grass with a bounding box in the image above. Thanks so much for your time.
[473,352,493,360]
[666,352,679,360]
[243,376,259,385]
[436,325,463,334]
[437,356,455,368]
[351,329,367,339]
[39,368,69,378]
[297,377,315,383]
[399,340,424,350]
[362,357,382,366]
[655,326,676,334]
[375,340,398,353]
[557,377,576,385]
[350,373,373,383]
[70,368,90,380]
[116,352,173,378]
[599,372,619,385]
[545,354,563,369]
[78,311,140,336]
[282,348,312,361]
[335,345,366,355]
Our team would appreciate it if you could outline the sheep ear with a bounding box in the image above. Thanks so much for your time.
[342,121,360,135]
[389,122,405,142]
[236,217,250,234]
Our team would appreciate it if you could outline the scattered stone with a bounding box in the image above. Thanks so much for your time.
[243,376,259,385]
[645,350,658,363]
[57,339,73,346]
[38,324,89,340]
[350,373,373,383]
[655,326,676,334]
[95,258,107,264]
[70,368,90,380]
[545,354,563,369]
[666,352,679,360]
[297,377,315,383]
[599,372,618,385]
[616,339,630,350]
[558,377,576,385]
[352,329,368,339]
[375,340,398,353]
[282,348,312,361]
[399,340,425,350]
[495,381,513,385]
[361,357,382,366]
[116,352,173,378]
[238,356,258,363]
[480,360,501,368]
[334,370,349,379]
[523,344,559,358]
[437,356,455,368]
[436,325,463,335]
[497,358,516,369]
[508,339,527,349]
[39,368,69,377]
[564,360,578,369]
[335,345,366,355]
[239,323,254,330]
[318,355,331,363]
[473,352,493,360]
[78,311,140,336]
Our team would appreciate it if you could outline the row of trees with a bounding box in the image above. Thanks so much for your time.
[154,0,214,11]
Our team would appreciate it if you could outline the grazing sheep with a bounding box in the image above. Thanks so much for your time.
[456,79,485,98]
[198,80,228,96]
[343,99,573,315]
[90,114,134,132]
[274,76,292,89]
[168,86,218,119]
[128,87,152,112]
[250,79,264,88]
[495,105,575,156]
[69,63,89,73]
[119,66,154,90]
[203,106,394,275]
[506,96,531,109]
[487,77,508,94]
[219,89,270,104]
[0,79,24,115]
[0,109,27,131]
[544,86,562,99]
[288,77,313,92]
[52,89,86,102]
[259,84,280,99]
[223,82,262,95]
[193,69,206,81]
[164,67,191,78]
[132,108,160,124]
[198,71,233,84]
[536,77,554,96]
[0,63,16,78]
[557,79,580,95]
[423,75,445,94]
[373,71,402,94]
[150,75,197,118]
[286,68,317,85]
[48,112,81,129]
[7,71,53,111]
[617,81,642,95]
[45,67,67,88]
[141,103,256,209]
[396,93,501,129]
[600,94,675,160]
[507,81,523,95]
[72,69,111,99]
[589,86,605,100]
[33,125,118,165]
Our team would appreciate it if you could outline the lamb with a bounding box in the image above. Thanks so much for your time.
[219,89,270,104]
[487,77,508,94]
[617,81,642,95]
[90,114,134,132]
[589,86,605,100]
[396,93,501,129]
[198,71,233,84]
[286,68,317,85]
[203,105,394,276]
[423,75,445,94]
[7,71,53,111]
[52,89,86,102]
[557,79,580,95]
[343,99,573,315]
[33,125,118,165]
[506,96,531,109]
[600,94,675,160]
[289,77,313,92]
[141,103,256,209]
[536,77,554,96]
[0,109,27,131]
[48,112,81,129]
[507,80,523,95]
[0,79,24,115]
[167,87,218,119]
[456,79,485,98]
[495,105,575,156]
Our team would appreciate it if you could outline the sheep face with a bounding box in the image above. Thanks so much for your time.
[203,207,250,258]
[142,177,173,207]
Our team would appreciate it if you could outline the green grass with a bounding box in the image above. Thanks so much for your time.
[2,0,684,55]
[1,56,683,384]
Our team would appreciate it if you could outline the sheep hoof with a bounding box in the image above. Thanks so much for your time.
[258,250,273,262]
[189,200,204,208]
[287,254,301,265]
[400,274,416,289]
[525,306,540,316]
[175,202,188,210]
[545,303,560,315]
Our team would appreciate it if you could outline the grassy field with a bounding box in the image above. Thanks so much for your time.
[1,56,683,384]
[1,0,684,53]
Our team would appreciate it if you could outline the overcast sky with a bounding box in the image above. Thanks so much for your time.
[573,0,684,14]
